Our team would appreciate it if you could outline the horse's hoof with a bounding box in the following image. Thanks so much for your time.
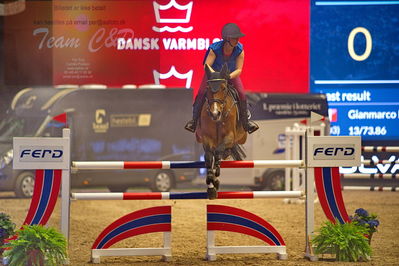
[207,188,217,200]
[213,179,220,190]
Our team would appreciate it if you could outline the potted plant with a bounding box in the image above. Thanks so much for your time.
[312,219,371,262]
[3,224,67,266]
[0,213,16,257]
[350,208,380,245]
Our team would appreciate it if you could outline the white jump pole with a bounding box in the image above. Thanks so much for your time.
[61,128,71,242]
[304,127,316,261]
[72,160,304,170]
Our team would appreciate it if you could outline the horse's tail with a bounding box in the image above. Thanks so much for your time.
[231,144,246,161]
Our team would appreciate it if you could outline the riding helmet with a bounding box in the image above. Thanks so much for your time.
[221,23,245,39]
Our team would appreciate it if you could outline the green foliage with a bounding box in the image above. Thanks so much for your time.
[312,220,371,262]
[3,225,67,266]
[0,213,16,243]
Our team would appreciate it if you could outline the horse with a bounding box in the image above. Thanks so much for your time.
[195,63,247,199]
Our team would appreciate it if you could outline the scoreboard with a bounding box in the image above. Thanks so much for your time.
[310,0,399,143]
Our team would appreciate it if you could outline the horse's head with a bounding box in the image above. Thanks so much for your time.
[205,63,230,121]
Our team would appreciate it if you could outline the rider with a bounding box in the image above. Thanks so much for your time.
[184,23,259,134]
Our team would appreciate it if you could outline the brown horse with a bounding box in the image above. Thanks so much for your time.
[195,63,247,199]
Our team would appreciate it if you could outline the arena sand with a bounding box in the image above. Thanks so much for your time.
[1,190,398,265]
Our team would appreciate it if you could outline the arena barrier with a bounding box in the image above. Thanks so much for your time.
[12,122,362,263]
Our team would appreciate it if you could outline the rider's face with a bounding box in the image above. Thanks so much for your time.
[228,38,239,47]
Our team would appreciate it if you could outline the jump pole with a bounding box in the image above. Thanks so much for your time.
[71,191,304,200]
[362,146,399,152]
[72,160,304,170]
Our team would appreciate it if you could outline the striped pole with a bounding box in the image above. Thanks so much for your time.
[72,160,304,170]
[342,186,397,191]
[362,146,399,152]
[361,159,399,166]
[71,191,303,201]
[340,173,397,178]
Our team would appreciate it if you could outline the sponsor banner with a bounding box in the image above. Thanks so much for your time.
[13,137,70,169]
[307,136,361,167]
[3,0,309,94]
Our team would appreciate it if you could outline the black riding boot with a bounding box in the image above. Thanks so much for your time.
[239,100,259,134]
[184,94,205,133]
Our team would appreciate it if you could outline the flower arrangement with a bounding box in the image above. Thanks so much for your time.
[0,213,16,257]
[350,208,380,244]
[312,220,371,262]
[312,208,380,262]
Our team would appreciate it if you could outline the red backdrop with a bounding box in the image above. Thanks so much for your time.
[5,0,309,95]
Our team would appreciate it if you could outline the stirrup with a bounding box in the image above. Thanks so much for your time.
[184,120,196,133]
[247,121,259,134]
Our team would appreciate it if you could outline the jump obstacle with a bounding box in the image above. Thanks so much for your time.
[11,124,362,263]
[285,124,399,192]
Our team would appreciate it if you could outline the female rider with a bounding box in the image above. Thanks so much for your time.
[184,22,259,134]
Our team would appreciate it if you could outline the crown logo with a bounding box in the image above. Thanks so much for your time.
[0,0,26,16]
[152,0,194,33]
[153,66,193,88]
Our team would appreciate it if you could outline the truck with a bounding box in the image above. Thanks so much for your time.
[0,87,198,197]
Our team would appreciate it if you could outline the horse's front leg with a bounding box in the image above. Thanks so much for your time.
[214,152,221,178]
[204,149,217,199]
[212,152,221,192]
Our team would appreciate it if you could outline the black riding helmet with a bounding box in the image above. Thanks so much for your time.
[221,23,245,39]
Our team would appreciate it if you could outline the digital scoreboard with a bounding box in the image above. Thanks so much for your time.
[310,0,399,144]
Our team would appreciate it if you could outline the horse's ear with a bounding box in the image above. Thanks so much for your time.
[220,63,230,80]
[205,64,213,79]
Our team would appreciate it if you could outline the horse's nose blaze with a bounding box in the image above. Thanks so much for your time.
[211,102,221,120]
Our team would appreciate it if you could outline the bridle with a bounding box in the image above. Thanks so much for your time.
[205,78,237,120]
